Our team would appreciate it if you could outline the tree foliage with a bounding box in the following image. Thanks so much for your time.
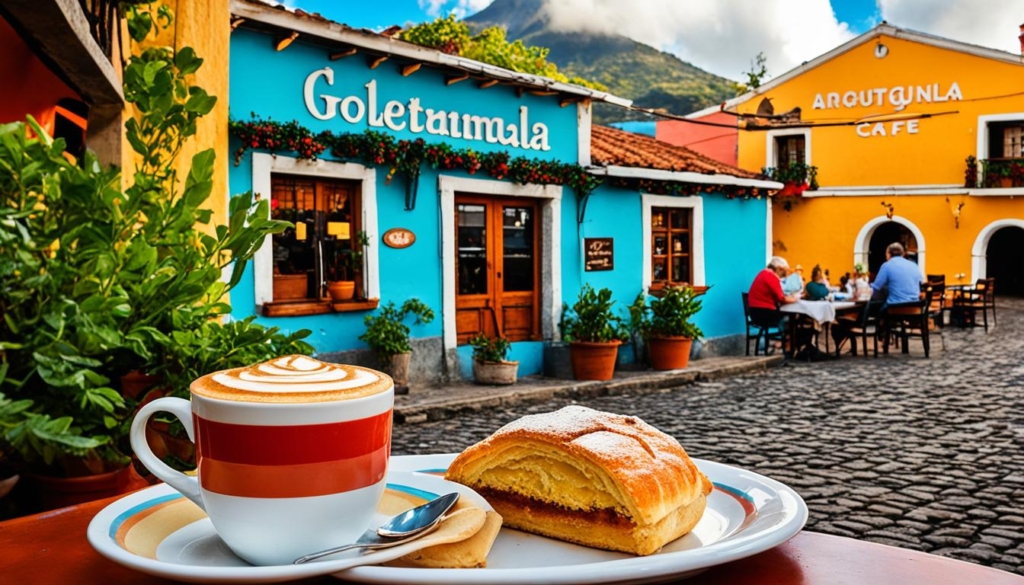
[400,15,605,91]
[735,51,769,95]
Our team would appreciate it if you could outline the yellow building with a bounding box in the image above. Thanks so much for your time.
[711,24,1024,295]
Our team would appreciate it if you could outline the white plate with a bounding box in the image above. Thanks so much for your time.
[88,454,807,584]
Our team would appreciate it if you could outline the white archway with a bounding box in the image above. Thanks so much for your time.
[971,219,1024,282]
[853,215,926,276]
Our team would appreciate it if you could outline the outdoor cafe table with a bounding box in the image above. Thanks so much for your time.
[4,493,1024,585]
[779,299,857,355]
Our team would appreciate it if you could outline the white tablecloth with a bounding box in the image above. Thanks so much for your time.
[780,300,837,324]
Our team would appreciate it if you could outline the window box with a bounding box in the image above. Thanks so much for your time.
[261,298,380,318]
[272,274,309,301]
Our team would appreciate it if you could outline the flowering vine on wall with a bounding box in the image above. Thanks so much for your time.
[229,116,768,217]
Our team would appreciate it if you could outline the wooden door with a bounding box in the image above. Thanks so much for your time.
[455,196,540,344]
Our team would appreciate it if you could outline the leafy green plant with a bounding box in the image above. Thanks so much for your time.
[468,333,511,363]
[400,15,605,91]
[327,230,370,283]
[359,299,435,360]
[155,317,313,400]
[762,162,819,190]
[648,286,704,339]
[560,284,627,343]
[0,5,289,474]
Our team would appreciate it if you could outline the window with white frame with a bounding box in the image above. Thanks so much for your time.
[251,154,379,316]
[642,194,705,293]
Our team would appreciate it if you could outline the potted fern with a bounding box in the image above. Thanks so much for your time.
[645,286,704,370]
[468,333,517,385]
[560,284,627,381]
[359,299,434,390]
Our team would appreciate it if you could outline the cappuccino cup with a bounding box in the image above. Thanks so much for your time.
[130,355,393,565]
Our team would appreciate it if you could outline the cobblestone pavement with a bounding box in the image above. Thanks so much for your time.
[393,299,1024,574]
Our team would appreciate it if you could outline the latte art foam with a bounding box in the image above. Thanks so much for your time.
[191,355,392,403]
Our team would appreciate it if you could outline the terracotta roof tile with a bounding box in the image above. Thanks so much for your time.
[591,124,760,179]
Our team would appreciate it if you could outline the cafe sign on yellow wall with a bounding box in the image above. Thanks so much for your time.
[812,82,963,139]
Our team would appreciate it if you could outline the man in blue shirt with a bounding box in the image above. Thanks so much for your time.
[871,242,923,305]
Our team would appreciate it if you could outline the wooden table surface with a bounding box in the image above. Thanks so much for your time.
[3,494,1022,585]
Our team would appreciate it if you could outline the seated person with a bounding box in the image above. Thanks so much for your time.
[748,257,802,353]
[853,270,872,301]
[781,264,804,295]
[804,265,830,301]
[871,242,925,307]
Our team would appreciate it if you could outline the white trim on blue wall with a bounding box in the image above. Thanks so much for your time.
[640,194,705,291]
[438,175,563,352]
[251,153,379,307]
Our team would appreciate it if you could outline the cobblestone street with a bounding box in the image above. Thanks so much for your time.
[393,300,1024,574]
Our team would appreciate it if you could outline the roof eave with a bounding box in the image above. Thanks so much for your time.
[697,23,1024,114]
[230,0,633,107]
[590,165,782,190]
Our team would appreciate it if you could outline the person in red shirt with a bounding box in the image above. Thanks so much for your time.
[748,257,801,355]
[749,256,800,312]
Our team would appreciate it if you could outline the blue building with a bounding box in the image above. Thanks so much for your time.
[227,1,781,385]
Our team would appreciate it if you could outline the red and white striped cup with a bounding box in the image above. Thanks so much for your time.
[130,355,393,566]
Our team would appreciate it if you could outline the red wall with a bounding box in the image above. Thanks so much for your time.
[656,111,738,167]
[0,15,81,134]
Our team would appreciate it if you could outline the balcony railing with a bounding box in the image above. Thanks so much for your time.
[965,156,1024,189]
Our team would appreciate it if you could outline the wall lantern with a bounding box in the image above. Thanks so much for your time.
[874,41,889,58]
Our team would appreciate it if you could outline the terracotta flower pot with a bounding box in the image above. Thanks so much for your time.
[389,352,411,389]
[647,335,694,370]
[472,360,519,385]
[23,465,148,511]
[569,341,620,381]
[326,280,356,301]
[119,370,161,401]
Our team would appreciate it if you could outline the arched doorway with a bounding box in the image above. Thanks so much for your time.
[854,215,926,279]
[986,227,1024,296]
[868,222,919,276]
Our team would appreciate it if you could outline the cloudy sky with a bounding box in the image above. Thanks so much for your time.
[289,0,1023,81]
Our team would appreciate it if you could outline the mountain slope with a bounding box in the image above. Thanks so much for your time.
[466,0,736,122]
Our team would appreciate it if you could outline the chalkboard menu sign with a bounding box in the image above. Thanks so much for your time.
[584,238,614,272]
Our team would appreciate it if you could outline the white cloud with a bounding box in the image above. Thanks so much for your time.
[543,0,856,81]
[420,0,494,18]
[879,0,1024,54]
[418,0,449,17]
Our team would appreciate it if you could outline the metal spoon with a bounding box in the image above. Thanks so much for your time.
[293,492,460,564]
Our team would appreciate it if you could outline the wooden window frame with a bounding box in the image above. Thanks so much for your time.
[641,194,706,295]
[649,206,699,293]
[251,155,380,318]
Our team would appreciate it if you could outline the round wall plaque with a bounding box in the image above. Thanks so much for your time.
[382,228,416,249]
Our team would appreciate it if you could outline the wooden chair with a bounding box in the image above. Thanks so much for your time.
[838,300,882,358]
[926,282,947,350]
[742,292,785,356]
[884,288,935,358]
[955,278,996,331]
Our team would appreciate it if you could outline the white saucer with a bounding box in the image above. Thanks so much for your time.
[88,454,807,584]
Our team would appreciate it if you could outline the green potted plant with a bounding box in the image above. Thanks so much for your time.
[560,284,627,381]
[468,333,517,385]
[326,230,370,302]
[645,286,704,370]
[359,299,435,391]
[0,7,289,510]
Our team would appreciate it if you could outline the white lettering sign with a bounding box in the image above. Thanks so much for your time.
[812,82,962,112]
[855,119,920,138]
[303,67,551,151]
